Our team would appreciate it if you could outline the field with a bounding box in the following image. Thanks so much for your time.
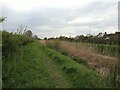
[1,1,120,88]
[3,41,110,88]
[42,40,118,79]
[2,31,119,88]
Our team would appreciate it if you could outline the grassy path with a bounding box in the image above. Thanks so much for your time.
[3,41,73,88]
[32,42,73,88]
[3,41,109,88]
[41,53,73,88]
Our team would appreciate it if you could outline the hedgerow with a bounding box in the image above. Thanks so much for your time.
[2,30,34,58]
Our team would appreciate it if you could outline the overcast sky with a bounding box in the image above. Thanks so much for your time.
[0,0,119,38]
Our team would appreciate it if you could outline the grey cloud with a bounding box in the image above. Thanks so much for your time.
[1,2,118,38]
[75,2,117,16]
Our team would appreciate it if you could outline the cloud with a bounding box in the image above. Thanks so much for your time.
[1,0,95,11]
[0,0,118,38]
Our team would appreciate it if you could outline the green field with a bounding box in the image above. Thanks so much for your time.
[2,41,109,88]
[82,43,119,57]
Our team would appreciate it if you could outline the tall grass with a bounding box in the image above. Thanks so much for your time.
[2,40,109,88]
[43,40,118,87]
[2,30,34,87]
[42,43,110,88]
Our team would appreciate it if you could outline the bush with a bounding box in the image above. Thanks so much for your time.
[2,31,34,58]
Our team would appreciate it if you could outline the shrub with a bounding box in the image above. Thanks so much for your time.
[2,31,34,58]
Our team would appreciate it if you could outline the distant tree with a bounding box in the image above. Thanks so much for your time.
[0,16,7,23]
[25,30,33,37]
[16,25,27,34]
[33,35,38,39]
[75,35,85,42]
[48,37,55,40]
[44,37,47,40]
[59,36,67,40]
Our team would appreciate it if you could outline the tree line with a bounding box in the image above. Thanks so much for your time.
[47,32,120,45]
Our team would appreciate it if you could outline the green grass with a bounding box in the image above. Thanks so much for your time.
[43,44,109,88]
[3,41,109,88]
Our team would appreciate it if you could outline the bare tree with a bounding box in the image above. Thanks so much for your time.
[0,16,7,23]
[25,30,33,37]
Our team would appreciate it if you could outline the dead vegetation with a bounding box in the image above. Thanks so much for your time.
[40,40,118,78]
